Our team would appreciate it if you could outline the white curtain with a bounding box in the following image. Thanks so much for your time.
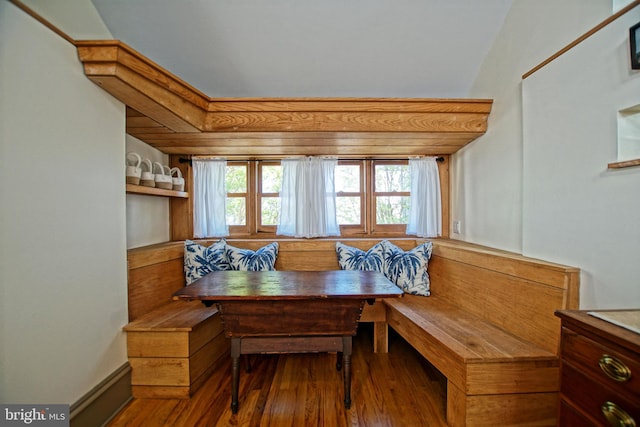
[406,157,442,238]
[277,157,340,238]
[193,158,229,238]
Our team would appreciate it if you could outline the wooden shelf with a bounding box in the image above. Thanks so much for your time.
[126,184,188,198]
[608,158,640,169]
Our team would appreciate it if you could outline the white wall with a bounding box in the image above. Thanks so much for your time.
[452,0,611,252]
[126,136,170,248]
[19,0,172,249]
[0,1,128,404]
[522,5,640,309]
[21,0,112,39]
[614,0,636,12]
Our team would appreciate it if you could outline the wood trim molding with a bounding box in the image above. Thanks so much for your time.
[523,0,640,79]
[76,40,493,157]
[70,363,132,427]
[10,0,76,46]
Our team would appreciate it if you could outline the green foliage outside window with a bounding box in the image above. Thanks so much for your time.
[225,165,246,193]
[261,197,280,226]
[375,164,410,225]
[226,197,246,225]
[261,165,282,193]
[376,196,410,224]
[226,165,247,225]
[260,165,282,226]
[335,165,360,225]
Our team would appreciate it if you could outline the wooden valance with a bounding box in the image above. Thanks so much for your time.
[76,40,492,157]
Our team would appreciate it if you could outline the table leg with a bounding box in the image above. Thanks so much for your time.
[336,352,343,371]
[231,338,241,414]
[342,336,352,409]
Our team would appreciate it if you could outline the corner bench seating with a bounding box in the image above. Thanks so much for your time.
[125,238,579,426]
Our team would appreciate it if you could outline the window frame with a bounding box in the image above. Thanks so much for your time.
[225,161,252,236]
[369,160,410,236]
[257,160,281,234]
[336,160,367,236]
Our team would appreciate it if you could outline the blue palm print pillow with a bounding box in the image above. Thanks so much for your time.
[383,241,433,296]
[335,241,385,272]
[184,239,231,285]
[226,242,279,271]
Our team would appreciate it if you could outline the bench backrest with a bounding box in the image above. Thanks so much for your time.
[127,239,418,321]
[127,241,184,321]
[127,238,580,354]
[428,239,580,354]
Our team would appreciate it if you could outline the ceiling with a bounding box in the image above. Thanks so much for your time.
[89,0,514,99]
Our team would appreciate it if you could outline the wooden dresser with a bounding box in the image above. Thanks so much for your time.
[556,310,640,427]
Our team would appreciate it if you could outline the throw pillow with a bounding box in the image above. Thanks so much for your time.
[335,241,385,272]
[226,242,279,271]
[184,239,231,285]
[383,241,433,296]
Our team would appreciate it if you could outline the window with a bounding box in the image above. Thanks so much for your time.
[258,162,281,232]
[194,157,438,238]
[335,160,411,236]
[225,162,249,234]
[336,161,364,233]
[372,161,410,234]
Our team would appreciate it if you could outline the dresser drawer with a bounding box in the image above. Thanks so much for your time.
[559,399,599,427]
[561,363,639,426]
[561,327,640,399]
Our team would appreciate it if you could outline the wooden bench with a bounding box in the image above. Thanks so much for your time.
[124,239,416,399]
[125,238,580,427]
[387,240,579,426]
[125,242,229,399]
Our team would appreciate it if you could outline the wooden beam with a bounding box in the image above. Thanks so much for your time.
[76,41,206,132]
[75,41,493,156]
[203,111,489,133]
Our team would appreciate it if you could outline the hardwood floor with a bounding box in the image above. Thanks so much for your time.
[108,325,448,426]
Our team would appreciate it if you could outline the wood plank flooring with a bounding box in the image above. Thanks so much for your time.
[107,325,447,426]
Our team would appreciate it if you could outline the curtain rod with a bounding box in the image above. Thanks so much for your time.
[179,156,445,166]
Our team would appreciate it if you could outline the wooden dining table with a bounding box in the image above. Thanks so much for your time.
[173,269,403,414]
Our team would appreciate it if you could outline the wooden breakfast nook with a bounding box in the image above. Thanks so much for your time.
[86,37,583,424]
[173,270,403,413]
[122,238,581,426]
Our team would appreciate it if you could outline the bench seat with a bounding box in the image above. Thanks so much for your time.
[123,300,229,398]
[386,295,558,364]
[386,295,561,426]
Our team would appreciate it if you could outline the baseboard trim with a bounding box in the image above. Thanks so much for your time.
[70,362,132,427]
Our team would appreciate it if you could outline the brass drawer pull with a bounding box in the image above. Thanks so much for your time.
[599,354,632,382]
[602,401,636,427]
